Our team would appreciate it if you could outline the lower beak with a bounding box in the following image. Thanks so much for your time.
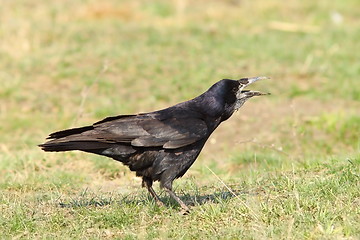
[242,90,271,97]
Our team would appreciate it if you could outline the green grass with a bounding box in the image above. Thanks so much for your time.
[1,0,359,239]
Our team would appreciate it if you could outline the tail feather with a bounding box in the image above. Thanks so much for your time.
[47,126,94,139]
[40,125,110,152]
[39,140,113,152]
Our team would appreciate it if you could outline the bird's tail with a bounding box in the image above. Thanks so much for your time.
[38,125,112,152]
[39,140,114,152]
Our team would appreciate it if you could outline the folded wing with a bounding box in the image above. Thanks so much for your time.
[43,113,208,150]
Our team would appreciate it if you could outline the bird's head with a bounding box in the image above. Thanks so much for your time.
[197,76,270,121]
[205,77,269,121]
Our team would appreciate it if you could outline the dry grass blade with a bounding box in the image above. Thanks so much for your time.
[206,166,259,221]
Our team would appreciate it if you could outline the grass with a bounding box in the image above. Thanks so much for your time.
[1,0,359,239]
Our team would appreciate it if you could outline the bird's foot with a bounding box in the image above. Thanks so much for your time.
[179,206,191,215]
[164,187,191,215]
[155,199,165,208]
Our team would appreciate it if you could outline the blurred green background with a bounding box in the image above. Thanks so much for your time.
[1,0,359,238]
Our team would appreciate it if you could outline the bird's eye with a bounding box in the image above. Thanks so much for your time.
[231,87,238,93]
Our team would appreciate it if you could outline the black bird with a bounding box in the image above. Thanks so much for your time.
[39,77,269,212]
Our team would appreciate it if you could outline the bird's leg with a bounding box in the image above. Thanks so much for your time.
[142,178,164,207]
[164,187,190,213]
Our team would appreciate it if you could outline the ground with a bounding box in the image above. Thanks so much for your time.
[1,0,359,239]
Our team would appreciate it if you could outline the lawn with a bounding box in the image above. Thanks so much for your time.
[1,0,359,239]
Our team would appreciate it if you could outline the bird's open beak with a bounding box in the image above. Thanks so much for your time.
[238,76,270,96]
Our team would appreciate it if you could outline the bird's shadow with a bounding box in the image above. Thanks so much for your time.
[58,188,252,209]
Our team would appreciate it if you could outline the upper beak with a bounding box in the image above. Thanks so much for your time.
[238,76,270,90]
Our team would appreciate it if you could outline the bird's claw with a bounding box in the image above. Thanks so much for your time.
[179,207,191,215]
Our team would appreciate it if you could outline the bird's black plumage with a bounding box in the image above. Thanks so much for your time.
[39,77,269,212]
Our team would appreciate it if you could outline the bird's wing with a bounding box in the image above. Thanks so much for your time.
[132,117,208,149]
[80,114,209,149]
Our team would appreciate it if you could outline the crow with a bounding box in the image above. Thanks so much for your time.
[39,77,269,212]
